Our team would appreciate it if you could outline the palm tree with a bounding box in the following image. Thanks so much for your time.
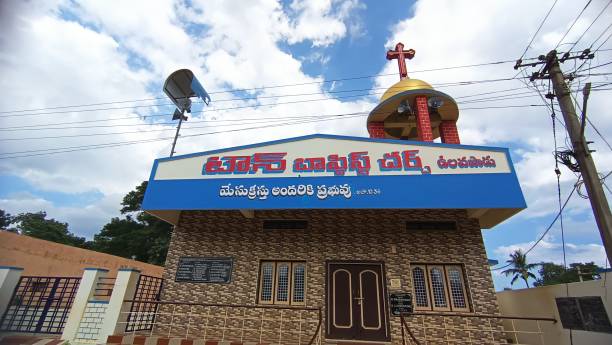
[501,249,538,288]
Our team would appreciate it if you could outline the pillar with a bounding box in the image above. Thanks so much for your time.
[0,266,23,319]
[415,96,434,142]
[439,120,461,144]
[62,268,109,342]
[367,121,386,138]
[99,268,141,339]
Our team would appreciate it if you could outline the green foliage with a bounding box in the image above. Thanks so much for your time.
[92,181,172,265]
[501,249,538,288]
[9,211,87,246]
[0,209,14,229]
[533,262,601,286]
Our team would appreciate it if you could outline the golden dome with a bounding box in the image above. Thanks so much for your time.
[380,79,434,103]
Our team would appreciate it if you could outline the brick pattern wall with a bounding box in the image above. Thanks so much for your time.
[75,301,108,342]
[415,96,434,142]
[367,121,386,138]
[440,120,461,144]
[160,209,503,344]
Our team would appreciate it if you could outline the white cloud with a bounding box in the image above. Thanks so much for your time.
[493,238,607,268]
[0,192,121,239]
[0,0,368,237]
[0,0,610,241]
[377,0,612,222]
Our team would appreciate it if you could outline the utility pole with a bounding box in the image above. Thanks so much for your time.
[169,110,186,157]
[516,50,612,262]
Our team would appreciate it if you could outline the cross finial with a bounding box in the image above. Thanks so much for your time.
[386,42,415,80]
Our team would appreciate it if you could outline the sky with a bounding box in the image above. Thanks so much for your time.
[0,0,611,291]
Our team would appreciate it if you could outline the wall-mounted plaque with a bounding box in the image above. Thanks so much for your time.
[556,296,612,333]
[175,257,233,283]
[389,292,413,316]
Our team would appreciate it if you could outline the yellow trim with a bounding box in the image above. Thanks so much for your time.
[379,79,434,103]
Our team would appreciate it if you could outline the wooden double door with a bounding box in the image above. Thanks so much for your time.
[326,261,390,342]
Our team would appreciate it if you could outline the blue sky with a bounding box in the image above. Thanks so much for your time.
[0,0,611,291]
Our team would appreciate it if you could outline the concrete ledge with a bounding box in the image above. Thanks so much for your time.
[84,268,110,272]
[0,266,24,270]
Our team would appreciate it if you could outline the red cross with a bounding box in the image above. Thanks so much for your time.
[386,42,415,80]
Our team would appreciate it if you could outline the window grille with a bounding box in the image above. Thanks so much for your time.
[429,267,449,310]
[275,263,290,304]
[410,264,470,312]
[259,263,275,303]
[446,266,469,311]
[292,264,306,303]
[411,266,430,309]
[258,261,306,306]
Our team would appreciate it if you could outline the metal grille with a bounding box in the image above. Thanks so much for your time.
[125,274,164,332]
[412,267,429,307]
[429,268,448,308]
[261,263,274,301]
[276,264,290,302]
[292,264,305,303]
[0,276,80,334]
[448,268,467,308]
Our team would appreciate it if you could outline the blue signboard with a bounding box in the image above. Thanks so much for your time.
[142,134,526,227]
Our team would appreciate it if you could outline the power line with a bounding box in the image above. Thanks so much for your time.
[0,113,368,141]
[0,100,555,143]
[519,0,559,59]
[492,181,579,271]
[0,86,549,131]
[555,0,593,49]
[0,113,368,159]
[566,0,612,52]
[0,59,529,116]
[0,75,537,119]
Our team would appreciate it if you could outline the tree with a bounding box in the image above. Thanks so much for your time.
[501,249,538,288]
[533,262,602,286]
[92,181,172,265]
[0,209,14,230]
[10,211,86,246]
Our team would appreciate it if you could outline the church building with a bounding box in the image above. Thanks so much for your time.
[141,43,526,344]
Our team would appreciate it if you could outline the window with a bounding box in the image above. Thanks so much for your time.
[406,221,457,231]
[258,261,306,306]
[411,264,470,312]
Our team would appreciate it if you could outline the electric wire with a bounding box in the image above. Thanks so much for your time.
[0,88,550,131]
[491,181,578,271]
[565,0,612,52]
[0,59,532,116]
[555,0,593,49]
[519,0,559,60]
[0,113,368,159]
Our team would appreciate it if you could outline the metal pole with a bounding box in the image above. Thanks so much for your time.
[547,50,612,263]
[169,112,184,157]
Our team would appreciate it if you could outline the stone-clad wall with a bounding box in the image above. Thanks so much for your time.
[160,209,503,344]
